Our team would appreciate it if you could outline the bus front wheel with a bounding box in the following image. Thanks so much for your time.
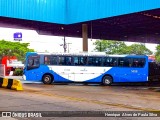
[42,74,53,84]
[102,75,113,85]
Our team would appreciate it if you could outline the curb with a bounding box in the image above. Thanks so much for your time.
[0,77,23,91]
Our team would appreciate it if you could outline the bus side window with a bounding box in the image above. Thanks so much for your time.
[82,57,87,65]
[73,56,87,66]
[34,59,40,66]
[97,58,102,66]
[27,57,40,70]
[44,56,51,65]
[73,57,78,65]
[132,58,143,67]
[28,59,34,66]
[50,56,57,65]
[118,58,131,67]
[65,57,72,65]
[103,57,110,66]
[88,57,93,66]
[133,61,138,67]
[138,59,145,67]
[110,58,117,67]
[126,59,131,67]
[59,56,65,65]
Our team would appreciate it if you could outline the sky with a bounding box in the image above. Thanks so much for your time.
[0,27,157,53]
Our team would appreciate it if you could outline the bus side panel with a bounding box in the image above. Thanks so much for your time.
[35,65,71,83]
[105,67,148,82]
[25,69,38,81]
[49,66,112,83]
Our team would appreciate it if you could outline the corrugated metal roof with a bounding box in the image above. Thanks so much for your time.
[0,8,160,43]
[0,0,66,24]
[67,0,160,24]
[0,0,160,24]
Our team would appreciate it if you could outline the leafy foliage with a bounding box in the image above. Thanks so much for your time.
[0,40,34,61]
[94,40,153,55]
[127,44,152,55]
[94,40,128,54]
[155,45,160,62]
[13,68,23,76]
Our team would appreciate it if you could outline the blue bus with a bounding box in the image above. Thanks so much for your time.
[23,52,149,85]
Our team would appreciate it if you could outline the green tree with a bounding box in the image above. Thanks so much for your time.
[155,45,160,62]
[94,40,128,54]
[127,44,152,55]
[0,40,34,61]
[94,40,153,55]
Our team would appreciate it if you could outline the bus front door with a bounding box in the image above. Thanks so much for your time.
[26,55,40,81]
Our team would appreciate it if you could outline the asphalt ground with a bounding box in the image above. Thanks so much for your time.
[0,76,160,120]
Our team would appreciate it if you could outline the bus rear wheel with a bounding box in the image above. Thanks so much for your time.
[102,75,113,85]
[42,74,53,84]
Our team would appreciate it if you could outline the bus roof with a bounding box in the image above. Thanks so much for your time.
[26,52,148,58]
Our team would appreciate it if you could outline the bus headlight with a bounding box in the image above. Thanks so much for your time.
[23,75,26,80]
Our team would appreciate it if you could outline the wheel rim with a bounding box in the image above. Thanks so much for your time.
[104,78,110,84]
[44,76,50,83]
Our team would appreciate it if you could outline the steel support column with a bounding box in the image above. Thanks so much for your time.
[82,24,88,51]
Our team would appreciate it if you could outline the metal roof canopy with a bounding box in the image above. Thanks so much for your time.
[0,8,160,43]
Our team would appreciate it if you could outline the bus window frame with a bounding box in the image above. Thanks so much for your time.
[73,56,87,66]
[87,56,103,66]
[44,55,58,65]
[58,55,72,66]
[27,55,40,70]
[102,57,118,67]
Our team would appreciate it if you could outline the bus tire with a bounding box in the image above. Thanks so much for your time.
[102,75,113,85]
[42,74,53,84]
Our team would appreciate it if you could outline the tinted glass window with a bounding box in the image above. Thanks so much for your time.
[73,56,87,66]
[44,56,57,65]
[44,56,50,64]
[118,58,132,67]
[132,58,145,67]
[58,56,72,65]
[103,57,117,67]
[50,56,58,65]
[27,56,40,70]
[65,56,72,65]
[28,59,34,66]
[88,57,102,66]
[28,58,39,67]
